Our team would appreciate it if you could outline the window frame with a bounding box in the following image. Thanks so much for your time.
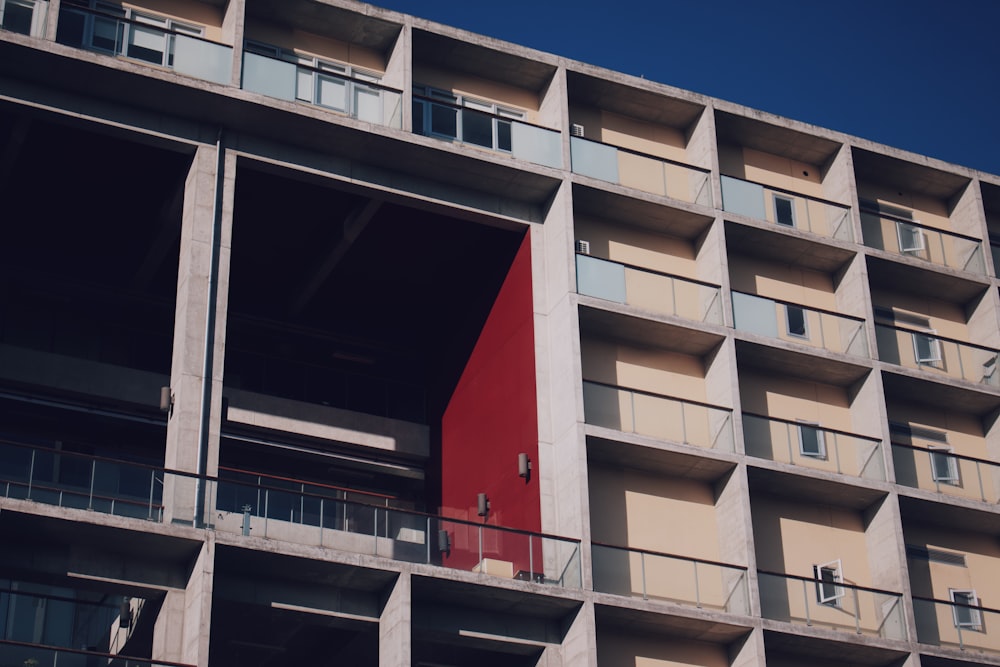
[797,421,827,459]
[912,330,942,365]
[74,1,203,66]
[814,559,845,606]
[414,85,525,152]
[950,589,982,630]
[0,0,47,37]
[784,304,808,339]
[773,193,796,227]
[896,221,926,254]
[928,445,960,484]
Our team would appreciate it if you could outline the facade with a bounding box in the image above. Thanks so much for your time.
[2,0,1000,666]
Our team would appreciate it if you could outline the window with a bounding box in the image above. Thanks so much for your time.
[912,331,942,365]
[246,41,383,122]
[929,446,959,484]
[1,0,46,37]
[785,304,808,338]
[896,222,926,254]
[814,560,844,606]
[774,194,796,227]
[414,86,524,152]
[950,589,982,629]
[61,1,202,66]
[797,422,826,459]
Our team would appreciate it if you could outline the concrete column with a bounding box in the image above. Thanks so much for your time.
[379,573,411,667]
[384,22,411,131]
[43,0,60,41]
[163,142,235,526]
[153,538,215,667]
[221,0,246,87]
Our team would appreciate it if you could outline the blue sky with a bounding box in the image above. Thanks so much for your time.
[374,0,1000,175]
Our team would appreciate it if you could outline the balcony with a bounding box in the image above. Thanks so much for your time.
[570,135,712,206]
[721,175,852,242]
[576,253,723,324]
[591,543,749,615]
[55,1,232,84]
[0,0,46,37]
[874,323,1000,386]
[0,640,188,667]
[0,437,169,521]
[413,92,561,168]
[757,570,906,640]
[582,380,734,452]
[861,208,987,275]
[914,596,1000,654]
[742,413,885,481]
[242,47,403,128]
[732,291,868,358]
[212,470,582,588]
[892,443,1000,504]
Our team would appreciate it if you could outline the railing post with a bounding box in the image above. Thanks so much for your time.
[693,560,701,608]
[786,422,794,463]
[669,275,678,317]
[528,534,534,581]
[426,516,431,565]
[478,525,484,568]
[803,579,811,626]
[629,388,637,434]
[853,587,861,634]
[640,552,647,600]
[680,400,688,444]
[833,433,842,475]
[27,448,35,499]
[976,461,986,501]
[147,470,155,521]
[957,341,966,381]
[88,459,96,510]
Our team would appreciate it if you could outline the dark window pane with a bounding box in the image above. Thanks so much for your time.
[775,196,795,226]
[462,108,493,147]
[430,103,457,138]
[496,119,512,151]
[2,3,34,35]
[786,305,806,337]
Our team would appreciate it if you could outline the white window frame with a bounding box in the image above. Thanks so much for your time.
[75,1,202,67]
[896,221,926,254]
[912,330,942,365]
[415,85,524,152]
[246,40,384,121]
[784,304,808,339]
[0,0,48,37]
[814,559,845,606]
[797,421,826,459]
[950,589,982,629]
[928,445,960,484]
[773,193,796,227]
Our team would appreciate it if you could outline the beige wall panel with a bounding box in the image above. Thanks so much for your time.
[858,183,952,231]
[128,0,223,37]
[739,371,851,430]
[742,148,823,198]
[599,110,686,161]
[414,65,539,116]
[243,19,385,71]
[597,631,730,667]
[870,289,969,341]
[729,255,836,310]
[581,337,706,401]
[575,216,697,277]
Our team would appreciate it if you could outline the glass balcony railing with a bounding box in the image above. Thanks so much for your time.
[892,443,1000,503]
[413,94,561,168]
[592,543,749,615]
[0,640,190,667]
[758,571,907,640]
[55,2,232,84]
[914,596,1000,654]
[732,291,869,357]
[0,438,169,521]
[742,413,885,480]
[570,136,712,206]
[861,209,987,274]
[213,471,582,588]
[0,0,47,37]
[721,175,852,241]
[242,51,402,129]
[991,242,1000,278]
[874,323,1000,386]
[582,380,734,451]
[575,253,724,324]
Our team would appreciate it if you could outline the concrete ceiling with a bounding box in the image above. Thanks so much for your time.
[579,305,726,357]
[715,112,842,168]
[853,148,971,201]
[574,184,714,240]
[567,71,705,130]
[725,221,857,273]
[246,0,402,52]
[587,435,736,482]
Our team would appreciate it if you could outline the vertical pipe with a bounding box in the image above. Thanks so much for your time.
[194,130,226,529]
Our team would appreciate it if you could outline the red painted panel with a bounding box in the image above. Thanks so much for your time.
[439,233,540,575]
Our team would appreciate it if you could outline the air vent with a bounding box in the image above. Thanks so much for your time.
[575,239,590,255]
[570,123,585,137]
[906,545,967,566]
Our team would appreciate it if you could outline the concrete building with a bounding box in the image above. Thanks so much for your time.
[1,1,1000,665]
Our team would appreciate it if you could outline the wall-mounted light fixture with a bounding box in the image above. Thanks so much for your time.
[438,529,451,555]
[159,386,174,415]
[477,492,490,517]
[518,453,531,480]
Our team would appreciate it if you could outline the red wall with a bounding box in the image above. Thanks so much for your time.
[439,233,541,573]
